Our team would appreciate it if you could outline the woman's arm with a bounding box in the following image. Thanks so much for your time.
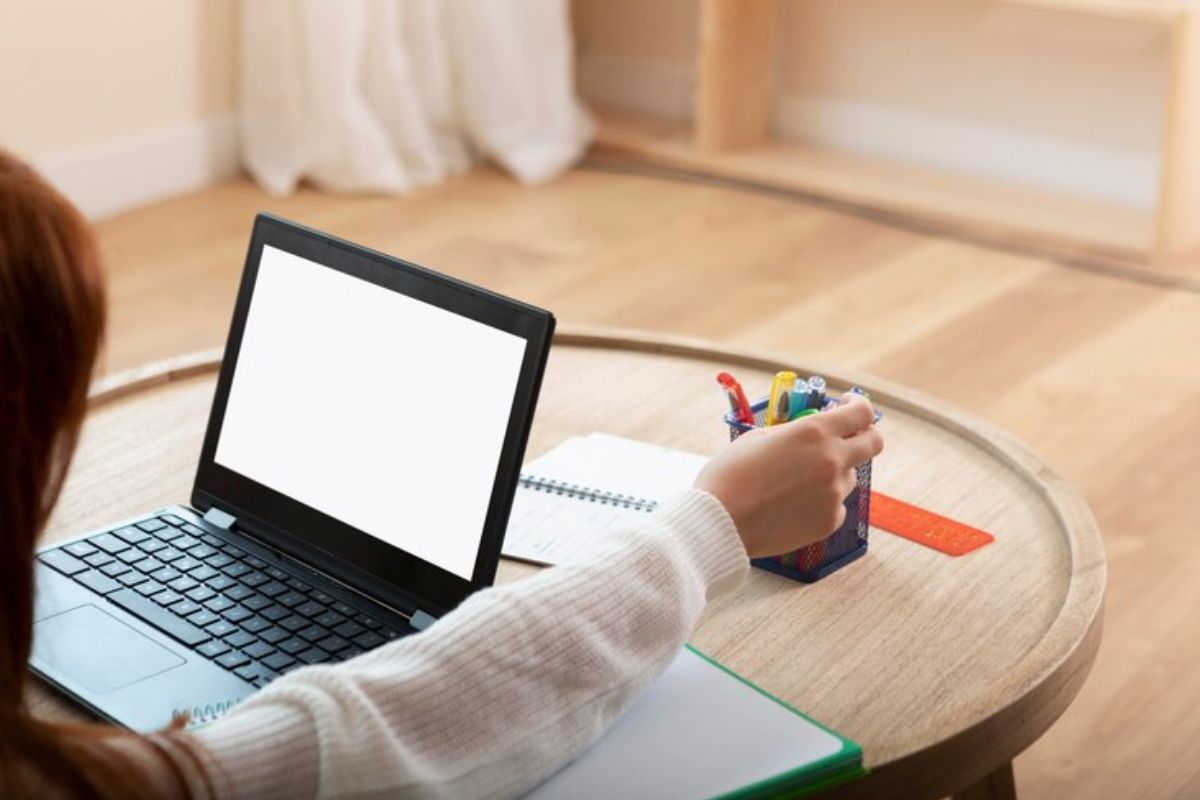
[188,489,747,800]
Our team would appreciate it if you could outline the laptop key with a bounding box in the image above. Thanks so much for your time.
[205,596,236,613]
[173,556,203,572]
[262,652,295,671]
[156,547,185,563]
[244,556,268,570]
[314,611,345,628]
[153,590,184,607]
[310,591,334,605]
[150,566,182,583]
[161,514,186,526]
[188,544,219,561]
[84,552,114,568]
[182,523,206,537]
[216,651,250,671]
[207,554,235,570]
[297,625,327,643]
[222,562,252,579]
[221,543,245,559]
[206,575,237,592]
[225,631,256,649]
[353,631,386,651]
[259,626,290,645]
[114,525,151,545]
[169,576,200,593]
[189,565,219,582]
[234,663,263,683]
[225,584,255,602]
[63,541,97,559]
[253,670,281,688]
[333,621,365,639]
[242,616,272,634]
[260,605,289,622]
[331,602,357,617]
[132,557,166,574]
[116,548,145,564]
[172,535,201,551]
[277,638,308,655]
[197,639,230,659]
[257,581,287,598]
[186,586,217,603]
[286,578,311,593]
[317,635,350,654]
[207,620,238,638]
[75,571,123,595]
[199,533,225,548]
[171,599,202,617]
[340,647,365,661]
[134,580,166,597]
[266,567,289,582]
[355,614,382,630]
[139,538,168,555]
[242,594,272,612]
[136,518,167,533]
[294,601,325,619]
[108,588,210,646]
[222,606,253,624]
[279,615,308,632]
[112,525,150,544]
[297,648,331,665]
[89,533,128,555]
[40,550,89,577]
[118,571,148,588]
[277,592,307,609]
[188,610,220,627]
[100,561,131,578]
[240,572,269,589]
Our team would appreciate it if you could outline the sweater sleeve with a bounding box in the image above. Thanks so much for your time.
[186,489,748,800]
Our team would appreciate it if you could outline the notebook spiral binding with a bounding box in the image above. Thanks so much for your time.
[519,474,658,513]
[174,698,242,728]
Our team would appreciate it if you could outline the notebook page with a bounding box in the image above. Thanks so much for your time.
[502,434,709,565]
[525,648,848,800]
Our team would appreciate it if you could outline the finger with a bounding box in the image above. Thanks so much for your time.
[836,467,858,499]
[817,394,875,438]
[842,425,884,466]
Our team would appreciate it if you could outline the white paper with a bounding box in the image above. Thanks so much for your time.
[525,648,848,800]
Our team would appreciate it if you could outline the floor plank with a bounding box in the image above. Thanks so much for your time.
[90,167,1200,799]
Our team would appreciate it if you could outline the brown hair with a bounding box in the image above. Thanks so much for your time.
[0,151,206,798]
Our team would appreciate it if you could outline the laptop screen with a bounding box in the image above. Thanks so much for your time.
[213,244,528,581]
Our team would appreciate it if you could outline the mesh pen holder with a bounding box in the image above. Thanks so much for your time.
[724,398,871,583]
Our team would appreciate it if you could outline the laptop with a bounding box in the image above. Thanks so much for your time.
[30,214,555,732]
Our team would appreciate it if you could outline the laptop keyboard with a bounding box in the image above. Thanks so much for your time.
[40,513,414,688]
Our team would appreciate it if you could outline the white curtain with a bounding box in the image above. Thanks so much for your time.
[239,0,594,195]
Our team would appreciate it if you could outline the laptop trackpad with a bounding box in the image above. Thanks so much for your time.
[33,605,185,694]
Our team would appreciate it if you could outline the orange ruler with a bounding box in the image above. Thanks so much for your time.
[869,491,994,556]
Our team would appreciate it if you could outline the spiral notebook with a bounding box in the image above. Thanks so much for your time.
[502,433,708,565]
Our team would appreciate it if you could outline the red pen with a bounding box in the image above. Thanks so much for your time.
[717,372,755,426]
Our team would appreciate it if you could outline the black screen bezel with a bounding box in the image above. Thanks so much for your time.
[192,214,554,615]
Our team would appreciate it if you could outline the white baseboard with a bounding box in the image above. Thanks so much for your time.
[577,53,1158,209]
[34,114,241,220]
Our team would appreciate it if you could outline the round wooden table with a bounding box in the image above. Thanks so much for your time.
[35,326,1105,800]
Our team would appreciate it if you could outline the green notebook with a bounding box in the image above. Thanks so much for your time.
[524,645,864,799]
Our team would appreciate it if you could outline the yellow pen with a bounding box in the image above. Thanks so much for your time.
[766,370,797,426]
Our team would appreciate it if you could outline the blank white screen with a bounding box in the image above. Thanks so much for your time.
[214,245,527,579]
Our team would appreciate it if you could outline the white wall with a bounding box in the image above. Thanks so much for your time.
[0,0,240,218]
[574,0,1169,209]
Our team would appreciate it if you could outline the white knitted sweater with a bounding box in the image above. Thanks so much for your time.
[173,489,748,799]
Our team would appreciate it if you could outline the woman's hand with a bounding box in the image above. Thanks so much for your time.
[694,393,884,559]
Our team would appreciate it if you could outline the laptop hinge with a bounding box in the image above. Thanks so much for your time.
[411,610,437,631]
[202,506,237,531]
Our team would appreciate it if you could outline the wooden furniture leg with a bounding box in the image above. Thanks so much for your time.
[952,761,1017,800]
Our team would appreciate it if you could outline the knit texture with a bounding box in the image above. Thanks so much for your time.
[186,488,747,799]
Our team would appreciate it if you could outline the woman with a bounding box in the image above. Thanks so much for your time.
[0,151,883,799]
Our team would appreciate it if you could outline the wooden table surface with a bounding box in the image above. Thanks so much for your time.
[34,326,1105,800]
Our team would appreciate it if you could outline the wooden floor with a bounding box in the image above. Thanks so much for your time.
[92,167,1200,799]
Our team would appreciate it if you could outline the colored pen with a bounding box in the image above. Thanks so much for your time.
[789,408,819,421]
[717,372,755,426]
[806,375,828,410]
[766,371,797,426]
